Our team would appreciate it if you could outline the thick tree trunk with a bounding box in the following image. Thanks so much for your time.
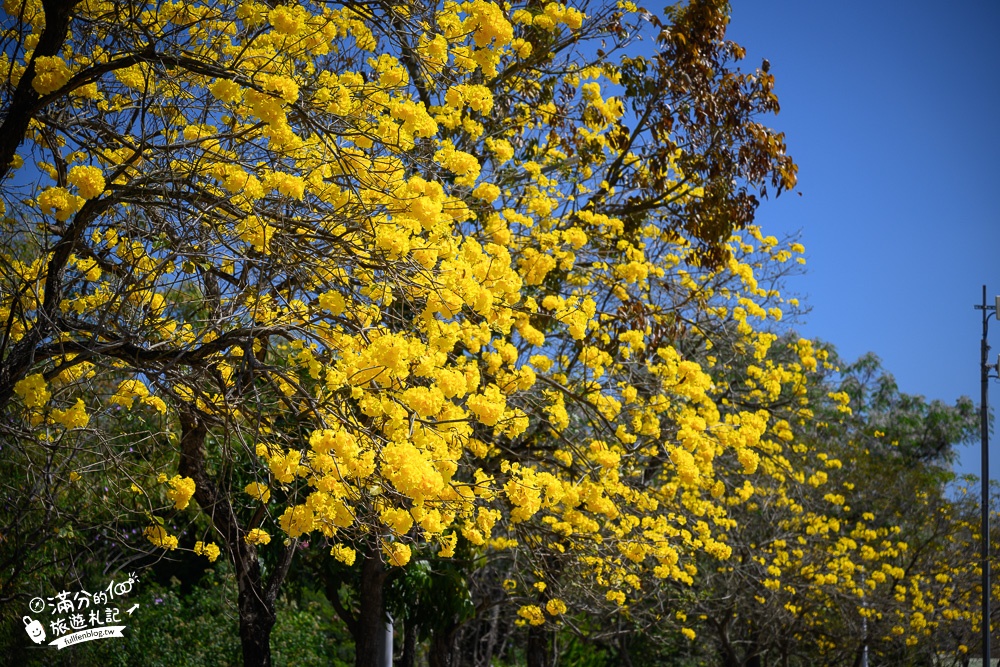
[400,617,417,667]
[0,0,78,182]
[526,626,549,667]
[851,644,864,667]
[746,628,762,667]
[482,603,500,666]
[618,633,634,667]
[356,549,388,667]
[238,585,277,667]
[717,619,740,667]
[178,410,294,667]
[429,625,456,667]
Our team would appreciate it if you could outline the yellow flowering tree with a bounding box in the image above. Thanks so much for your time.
[0,0,798,665]
[674,351,982,667]
[443,223,811,665]
[0,362,214,638]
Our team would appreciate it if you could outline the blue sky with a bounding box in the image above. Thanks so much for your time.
[724,0,1000,479]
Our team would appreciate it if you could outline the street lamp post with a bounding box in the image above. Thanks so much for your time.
[975,285,1000,667]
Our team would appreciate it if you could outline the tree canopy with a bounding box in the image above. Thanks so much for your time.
[0,1,986,666]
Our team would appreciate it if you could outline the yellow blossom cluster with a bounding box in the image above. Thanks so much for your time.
[162,474,196,510]
[144,524,179,550]
[244,528,271,545]
[31,55,72,94]
[13,373,50,408]
[67,165,105,199]
[194,541,221,562]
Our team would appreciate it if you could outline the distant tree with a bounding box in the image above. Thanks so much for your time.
[684,349,980,667]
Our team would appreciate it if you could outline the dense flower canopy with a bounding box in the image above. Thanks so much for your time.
[2,2,983,667]
[0,0,796,578]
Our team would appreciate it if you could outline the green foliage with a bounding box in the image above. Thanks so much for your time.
[272,589,353,667]
[0,566,353,667]
[839,352,977,466]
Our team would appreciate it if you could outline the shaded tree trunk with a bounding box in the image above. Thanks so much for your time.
[746,629,762,667]
[356,547,389,667]
[481,603,501,666]
[618,633,634,667]
[178,409,295,667]
[429,623,457,667]
[237,584,278,667]
[526,625,550,667]
[399,617,417,667]
[716,616,741,667]
[0,0,77,184]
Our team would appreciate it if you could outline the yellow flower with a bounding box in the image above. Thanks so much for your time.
[268,5,304,35]
[67,165,105,199]
[384,541,411,567]
[109,379,150,409]
[382,440,445,501]
[32,55,72,95]
[51,398,90,428]
[472,182,501,202]
[38,187,85,221]
[262,75,300,104]
[401,386,444,419]
[209,78,243,104]
[263,170,305,198]
[244,481,271,503]
[76,257,101,281]
[380,507,414,536]
[194,541,221,562]
[467,384,506,426]
[267,449,303,484]
[437,532,457,558]
[236,216,276,253]
[318,290,345,315]
[463,0,513,48]
[545,599,566,615]
[517,605,545,626]
[605,590,626,606]
[14,373,50,408]
[144,525,179,550]
[278,504,315,538]
[142,395,167,413]
[331,544,356,565]
[244,528,271,545]
[164,475,196,510]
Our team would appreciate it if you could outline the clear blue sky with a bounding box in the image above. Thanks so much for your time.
[725,0,1000,480]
